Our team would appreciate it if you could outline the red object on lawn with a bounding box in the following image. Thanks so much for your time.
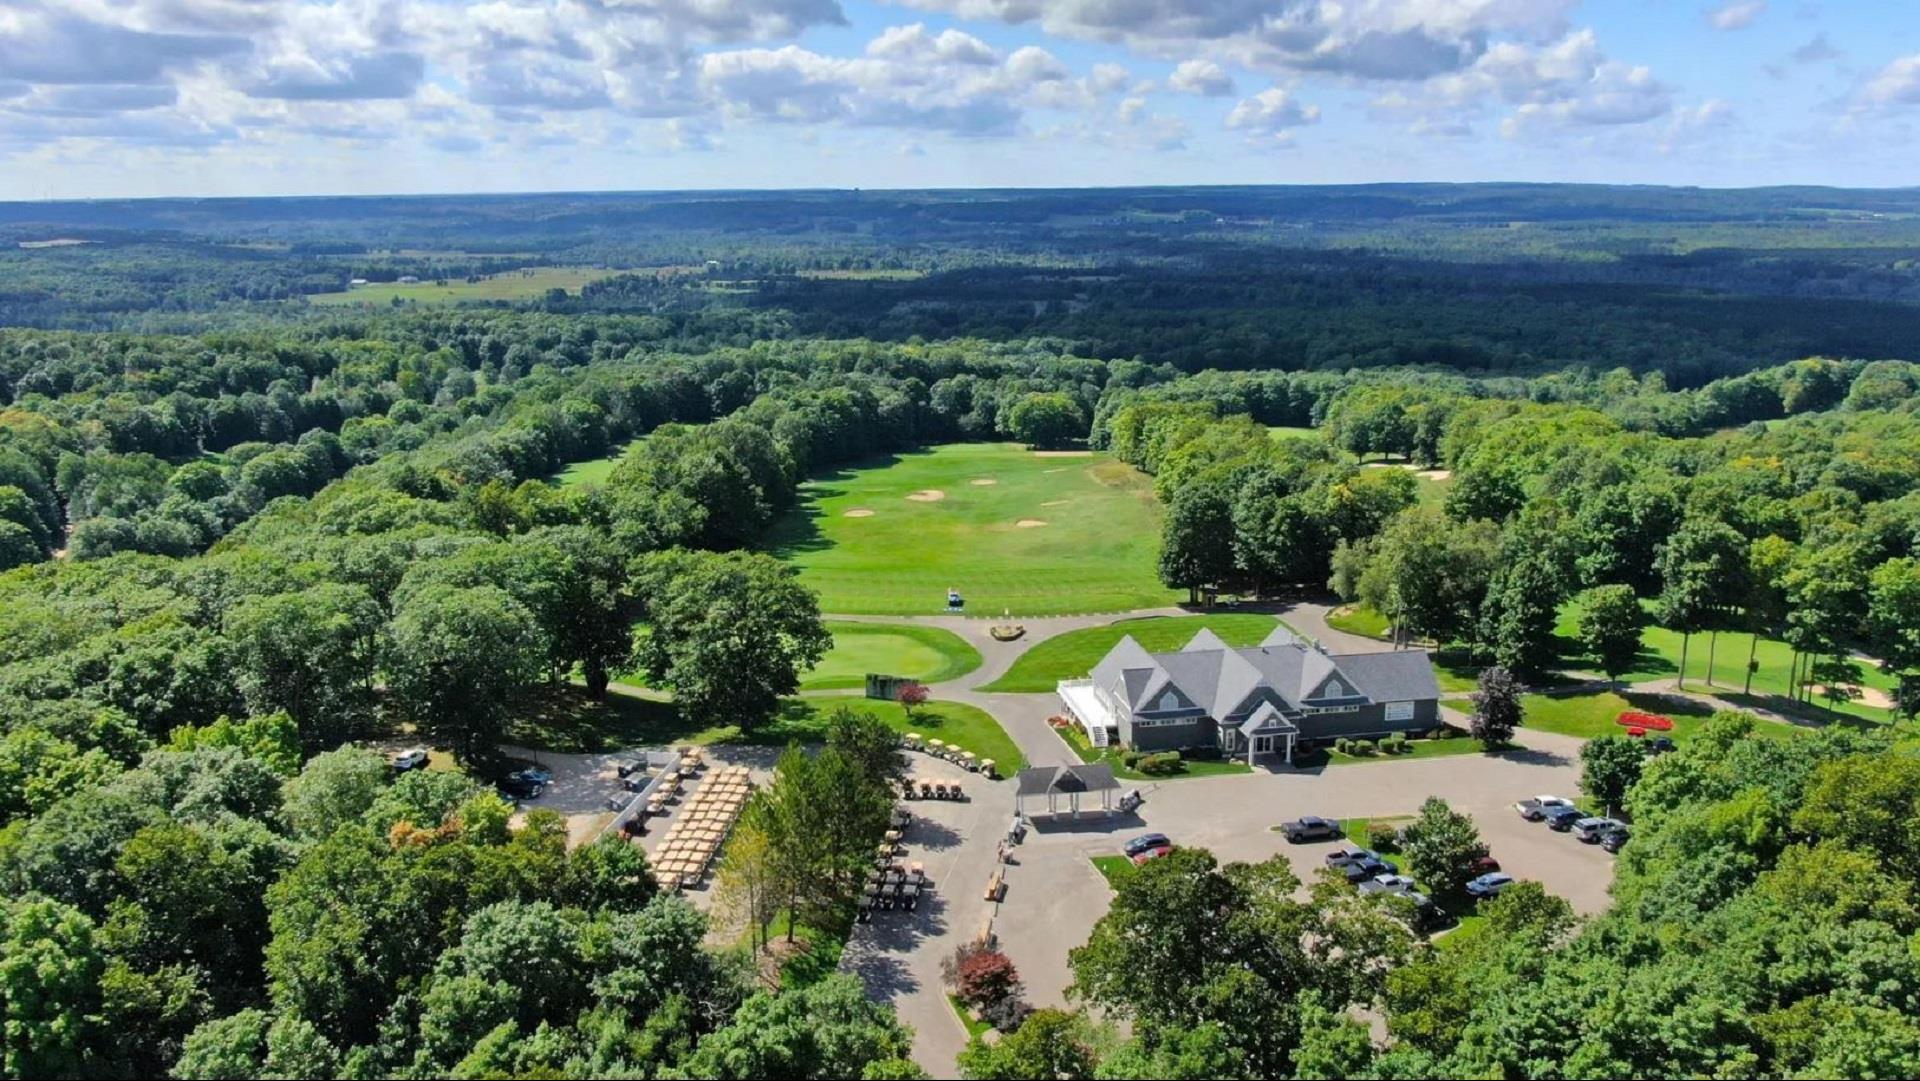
[1625,726,1646,737]
[1617,711,1674,731]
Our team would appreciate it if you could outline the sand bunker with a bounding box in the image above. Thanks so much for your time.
[1041,500,1069,507]
[1015,519,1048,528]
[1363,462,1453,481]
[1032,450,1093,458]
[905,489,947,502]
[970,478,998,486]
[1812,684,1894,710]
[843,508,875,518]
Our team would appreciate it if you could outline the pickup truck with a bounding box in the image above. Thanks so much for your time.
[1514,795,1574,821]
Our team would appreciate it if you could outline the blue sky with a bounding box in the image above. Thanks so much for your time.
[1,1,1917,199]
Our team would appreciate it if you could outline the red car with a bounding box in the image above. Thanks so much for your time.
[1131,844,1174,866]
[1470,854,1500,874]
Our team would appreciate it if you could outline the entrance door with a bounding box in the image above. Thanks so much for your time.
[1252,734,1273,755]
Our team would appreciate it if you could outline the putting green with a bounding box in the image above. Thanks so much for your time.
[764,443,1179,616]
[802,621,983,690]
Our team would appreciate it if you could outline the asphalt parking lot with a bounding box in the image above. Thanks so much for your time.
[992,730,1615,1015]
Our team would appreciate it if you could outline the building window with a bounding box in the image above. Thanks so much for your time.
[1385,701,1414,721]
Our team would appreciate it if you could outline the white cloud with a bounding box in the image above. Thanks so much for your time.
[1707,1,1766,31]
[1862,54,1920,108]
[1168,58,1234,96]
[1225,85,1319,140]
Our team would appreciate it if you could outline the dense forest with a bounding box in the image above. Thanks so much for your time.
[2,185,1919,1080]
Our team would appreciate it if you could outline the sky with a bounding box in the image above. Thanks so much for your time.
[0,0,1917,200]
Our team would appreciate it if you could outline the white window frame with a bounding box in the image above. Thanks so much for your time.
[1385,701,1415,722]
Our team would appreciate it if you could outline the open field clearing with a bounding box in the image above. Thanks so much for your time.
[764,443,1178,616]
[308,266,616,305]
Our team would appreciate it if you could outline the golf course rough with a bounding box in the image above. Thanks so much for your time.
[764,443,1179,617]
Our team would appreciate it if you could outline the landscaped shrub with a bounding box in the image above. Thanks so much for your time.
[944,942,1022,1009]
[1385,732,1408,754]
[1368,821,1401,851]
[1119,748,1144,768]
[980,993,1033,1033]
[1351,739,1377,757]
[1137,751,1183,775]
[1335,738,1351,754]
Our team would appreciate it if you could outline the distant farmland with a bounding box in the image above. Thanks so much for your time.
[308,266,615,306]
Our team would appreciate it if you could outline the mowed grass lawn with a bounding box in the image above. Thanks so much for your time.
[1553,598,1898,724]
[551,439,642,487]
[764,443,1179,617]
[802,621,983,691]
[1506,689,1757,744]
[518,689,1025,771]
[309,266,616,305]
[982,613,1280,692]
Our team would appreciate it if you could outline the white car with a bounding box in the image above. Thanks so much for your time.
[1514,795,1573,821]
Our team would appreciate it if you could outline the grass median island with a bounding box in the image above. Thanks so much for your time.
[1516,689,1734,743]
[982,613,1282,692]
[525,687,1027,771]
[1090,855,1137,888]
[801,621,983,691]
[763,442,1179,617]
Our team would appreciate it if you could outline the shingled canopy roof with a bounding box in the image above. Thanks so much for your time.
[1014,762,1120,817]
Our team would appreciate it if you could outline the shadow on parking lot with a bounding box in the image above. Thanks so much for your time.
[905,817,965,853]
[1027,812,1139,835]
[1500,745,1574,768]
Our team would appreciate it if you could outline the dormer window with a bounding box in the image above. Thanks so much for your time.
[1158,690,1180,712]
[1325,679,1346,698]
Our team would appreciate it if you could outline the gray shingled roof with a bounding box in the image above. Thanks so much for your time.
[1091,627,1440,720]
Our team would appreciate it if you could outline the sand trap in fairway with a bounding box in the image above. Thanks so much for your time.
[970,478,998,486]
[1041,500,1069,506]
[1812,684,1894,710]
[905,489,947,502]
[1032,450,1093,458]
[1015,519,1048,528]
[843,508,875,518]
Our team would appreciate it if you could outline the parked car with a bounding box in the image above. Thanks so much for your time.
[390,748,429,773]
[1645,736,1677,754]
[1574,816,1626,842]
[1325,846,1382,867]
[497,774,544,800]
[1358,873,1416,896]
[1466,872,1515,899]
[604,795,629,812]
[1600,827,1631,853]
[1340,857,1395,883]
[1282,815,1343,842]
[1131,843,1174,866]
[1469,854,1501,874]
[1404,890,1451,930]
[514,765,553,785]
[1123,833,1171,858]
[1544,805,1585,831]
[1514,795,1573,821]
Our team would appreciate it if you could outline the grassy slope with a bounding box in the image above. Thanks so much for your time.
[1053,717,1251,780]
[981,613,1281,692]
[802,621,983,691]
[763,443,1179,617]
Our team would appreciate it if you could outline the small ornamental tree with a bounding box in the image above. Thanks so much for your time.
[1401,797,1488,901]
[897,682,930,720]
[1580,735,1644,816]
[944,942,1022,1009]
[1577,584,1647,686]
[1468,665,1525,750]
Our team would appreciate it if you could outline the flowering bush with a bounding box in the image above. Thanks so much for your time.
[1618,711,1674,731]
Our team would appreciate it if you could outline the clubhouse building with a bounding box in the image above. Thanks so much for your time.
[1056,625,1442,765]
